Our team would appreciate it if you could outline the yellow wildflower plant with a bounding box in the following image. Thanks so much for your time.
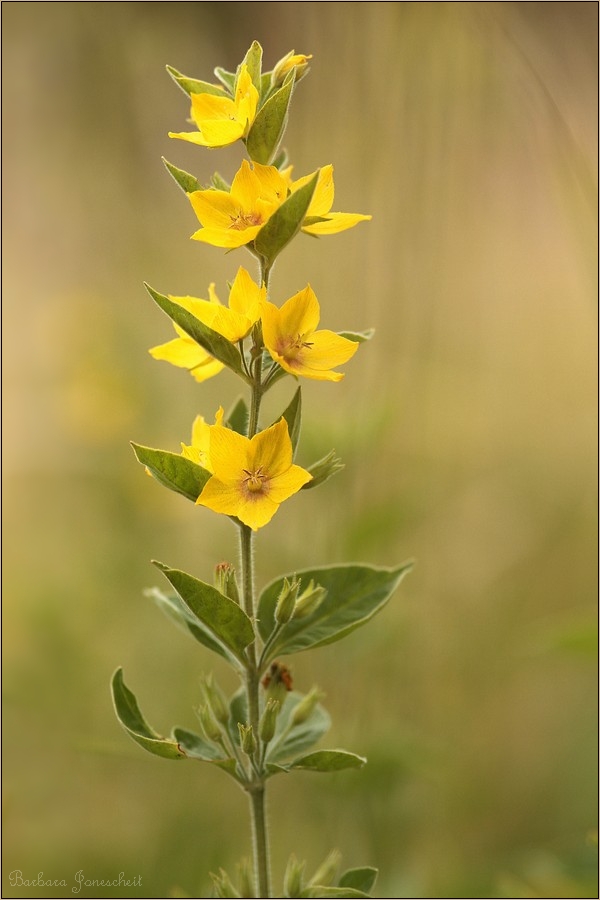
[169,65,259,149]
[197,418,312,530]
[261,285,359,382]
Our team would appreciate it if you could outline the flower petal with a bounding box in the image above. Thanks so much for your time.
[302,212,372,235]
[278,285,320,337]
[149,336,207,369]
[249,418,293,478]
[207,426,250,481]
[268,464,313,501]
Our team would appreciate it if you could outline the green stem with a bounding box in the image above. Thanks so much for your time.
[239,317,271,895]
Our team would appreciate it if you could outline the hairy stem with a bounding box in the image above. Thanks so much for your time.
[240,303,270,894]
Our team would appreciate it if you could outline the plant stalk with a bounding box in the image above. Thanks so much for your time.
[239,314,271,896]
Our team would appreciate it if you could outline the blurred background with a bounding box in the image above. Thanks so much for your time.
[2,3,597,898]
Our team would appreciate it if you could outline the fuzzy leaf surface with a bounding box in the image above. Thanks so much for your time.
[154,563,255,665]
[290,749,366,772]
[131,443,211,502]
[246,73,294,164]
[145,587,239,666]
[258,563,413,659]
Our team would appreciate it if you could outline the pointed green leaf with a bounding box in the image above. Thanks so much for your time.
[154,563,255,665]
[246,72,295,165]
[145,283,245,378]
[267,691,331,763]
[173,728,241,781]
[145,587,239,666]
[302,450,344,490]
[162,157,202,194]
[254,171,318,264]
[131,442,210,502]
[257,563,413,659]
[268,386,301,456]
[214,66,235,92]
[338,329,375,343]
[225,396,249,436]
[237,41,262,93]
[338,868,378,894]
[166,65,228,98]
[211,171,231,192]
[111,668,187,760]
[290,749,366,772]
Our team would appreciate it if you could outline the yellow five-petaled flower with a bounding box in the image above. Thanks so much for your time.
[169,65,259,149]
[261,285,358,382]
[197,418,312,530]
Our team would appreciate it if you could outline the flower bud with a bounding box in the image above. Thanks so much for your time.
[290,686,324,727]
[293,580,327,619]
[259,698,280,744]
[275,576,300,625]
[198,704,222,743]
[261,661,293,705]
[271,51,312,88]
[283,854,306,899]
[201,673,229,726]
[214,561,240,605]
[210,868,241,899]
[308,849,342,888]
[238,723,257,757]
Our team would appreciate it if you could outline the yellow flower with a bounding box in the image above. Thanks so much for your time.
[168,65,259,149]
[261,285,358,382]
[292,164,372,235]
[180,407,224,471]
[148,286,224,382]
[197,419,312,530]
[189,160,288,249]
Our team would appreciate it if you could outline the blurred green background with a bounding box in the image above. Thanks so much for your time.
[2,3,597,898]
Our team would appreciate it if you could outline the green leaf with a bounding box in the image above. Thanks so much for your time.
[173,728,241,782]
[144,283,245,378]
[225,396,249,436]
[302,887,371,899]
[162,157,202,194]
[214,66,235,92]
[131,442,210,502]
[111,668,186,760]
[269,386,301,457]
[237,40,262,94]
[337,329,375,343]
[257,563,413,659]
[338,868,378,894]
[246,72,295,165]
[272,147,290,170]
[254,171,318,264]
[166,65,228,98]
[153,563,255,666]
[145,587,239,666]
[302,450,344,490]
[267,691,331,764]
[211,171,231,192]
[290,749,366,772]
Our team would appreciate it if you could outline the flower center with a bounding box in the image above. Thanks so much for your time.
[280,333,314,363]
[229,210,263,231]
[242,466,269,494]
